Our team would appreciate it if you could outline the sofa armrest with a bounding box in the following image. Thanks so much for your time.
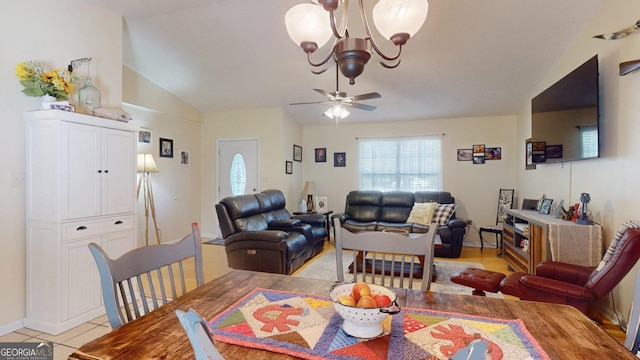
[224,230,289,244]
[269,219,302,229]
[448,218,467,229]
[520,275,595,301]
[331,213,349,224]
[535,261,595,286]
[292,214,325,226]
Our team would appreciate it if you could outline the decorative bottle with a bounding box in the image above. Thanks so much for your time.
[77,76,101,114]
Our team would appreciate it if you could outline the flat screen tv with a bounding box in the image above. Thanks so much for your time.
[531,55,600,163]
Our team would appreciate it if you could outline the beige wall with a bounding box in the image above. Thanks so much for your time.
[515,0,640,325]
[0,0,123,332]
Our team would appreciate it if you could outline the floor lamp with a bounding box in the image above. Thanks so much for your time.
[137,154,161,245]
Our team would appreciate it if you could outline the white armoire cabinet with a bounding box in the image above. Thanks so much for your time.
[24,110,138,335]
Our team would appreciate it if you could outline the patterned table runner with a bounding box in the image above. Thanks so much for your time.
[208,288,549,360]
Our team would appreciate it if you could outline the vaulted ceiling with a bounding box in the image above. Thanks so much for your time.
[88,0,602,125]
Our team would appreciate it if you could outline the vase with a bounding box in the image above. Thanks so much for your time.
[77,76,101,114]
[41,94,57,110]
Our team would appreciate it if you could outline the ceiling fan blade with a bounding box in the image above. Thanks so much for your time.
[350,92,382,101]
[313,89,331,98]
[344,102,377,111]
[289,101,330,106]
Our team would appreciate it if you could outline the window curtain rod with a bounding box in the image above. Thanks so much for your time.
[355,133,445,140]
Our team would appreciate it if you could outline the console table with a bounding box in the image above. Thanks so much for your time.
[502,209,603,274]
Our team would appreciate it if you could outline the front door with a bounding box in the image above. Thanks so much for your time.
[217,139,259,201]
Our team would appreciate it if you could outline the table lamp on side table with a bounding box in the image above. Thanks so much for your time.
[303,181,316,212]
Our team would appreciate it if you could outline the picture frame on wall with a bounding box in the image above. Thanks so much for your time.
[315,148,326,162]
[285,161,292,174]
[315,197,328,212]
[293,145,302,162]
[138,128,152,144]
[457,149,472,161]
[179,150,190,166]
[485,147,502,160]
[334,152,346,167]
[525,138,536,170]
[546,144,563,159]
[159,138,173,158]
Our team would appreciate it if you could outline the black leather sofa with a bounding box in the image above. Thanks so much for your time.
[215,189,327,274]
[332,190,467,258]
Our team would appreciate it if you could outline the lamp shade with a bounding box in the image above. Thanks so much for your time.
[303,181,317,195]
[137,153,158,173]
[285,3,333,48]
[373,0,429,40]
[324,104,350,120]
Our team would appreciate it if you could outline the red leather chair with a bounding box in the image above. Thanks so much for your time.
[500,228,640,319]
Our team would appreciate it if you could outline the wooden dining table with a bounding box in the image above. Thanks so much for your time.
[69,269,634,359]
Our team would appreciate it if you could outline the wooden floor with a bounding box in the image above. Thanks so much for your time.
[196,239,627,345]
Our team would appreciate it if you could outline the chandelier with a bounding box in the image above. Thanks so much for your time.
[285,0,429,85]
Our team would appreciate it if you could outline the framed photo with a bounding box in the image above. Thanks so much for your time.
[179,150,190,166]
[293,145,302,162]
[525,138,536,170]
[315,148,327,162]
[285,161,292,174]
[473,144,485,153]
[138,128,152,144]
[539,198,553,215]
[473,154,485,164]
[159,138,173,158]
[532,142,546,152]
[457,149,472,161]
[315,197,328,212]
[334,152,346,167]
[485,147,502,160]
[546,144,563,159]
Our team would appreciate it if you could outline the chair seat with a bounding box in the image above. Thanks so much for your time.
[479,225,502,232]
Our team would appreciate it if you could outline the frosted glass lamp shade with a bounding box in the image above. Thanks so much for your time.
[324,104,350,119]
[137,153,158,173]
[373,0,429,41]
[285,3,333,49]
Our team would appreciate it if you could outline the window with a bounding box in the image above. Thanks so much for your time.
[230,153,247,196]
[359,135,443,192]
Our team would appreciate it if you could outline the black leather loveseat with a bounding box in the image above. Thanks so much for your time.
[332,190,467,258]
[215,189,327,274]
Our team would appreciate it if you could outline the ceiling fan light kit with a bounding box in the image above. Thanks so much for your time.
[285,0,429,85]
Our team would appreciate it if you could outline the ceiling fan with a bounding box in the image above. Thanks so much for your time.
[289,62,381,119]
[593,18,640,39]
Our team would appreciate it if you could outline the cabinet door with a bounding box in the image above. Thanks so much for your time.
[62,237,102,321]
[102,129,135,215]
[63,123,102,219]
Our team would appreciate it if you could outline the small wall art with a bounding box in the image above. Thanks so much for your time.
[179,150,190,166]
[315,197,328,212]
[485,147,502,160]
[138,128,152,144]
[159,138,173,158]
[532,141,546,163]
[334,152,346,167]
[546,144,563,159]
[525,138,536,170]
[293,145,302,162]
[457,149,472,161]
[315,148,327,162]
[285,161,292,174]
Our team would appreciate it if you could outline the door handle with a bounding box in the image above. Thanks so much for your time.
[76,226,87,231]
[114,220,123,225]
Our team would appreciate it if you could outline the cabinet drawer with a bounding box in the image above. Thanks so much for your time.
[63,215,134,241]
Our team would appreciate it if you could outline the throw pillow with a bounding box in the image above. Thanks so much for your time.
[407,202,436,226]
[433,203,457,226]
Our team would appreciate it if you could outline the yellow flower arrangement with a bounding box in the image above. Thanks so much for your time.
[15,61,77,101]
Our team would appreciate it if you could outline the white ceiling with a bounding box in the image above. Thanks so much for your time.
[87,0,602,126]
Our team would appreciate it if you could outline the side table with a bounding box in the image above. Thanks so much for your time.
[293,210,333,242]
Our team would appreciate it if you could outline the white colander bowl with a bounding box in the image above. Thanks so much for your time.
[329,283,401,338]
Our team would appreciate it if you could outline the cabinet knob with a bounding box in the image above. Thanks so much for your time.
[104,170,109,173]
[97,170,102,173]
[114,220,123,225]
[76,226,87,231]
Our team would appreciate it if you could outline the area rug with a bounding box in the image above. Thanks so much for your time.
[203,238,225,246]
[208,288,548,360]
[292,247,503,298]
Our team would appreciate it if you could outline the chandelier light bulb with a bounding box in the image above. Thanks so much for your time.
[285,3,333,51]
[373,0,429,44]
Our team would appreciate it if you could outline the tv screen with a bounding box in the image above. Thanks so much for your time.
[531,55,600,163]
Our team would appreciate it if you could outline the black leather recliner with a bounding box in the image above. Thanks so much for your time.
[332,190,467,258]
[215,189,327,274]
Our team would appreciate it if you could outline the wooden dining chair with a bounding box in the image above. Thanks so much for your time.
[625,265,640,355]
[478,188,514,252]
[175,308,224,360]
[333,217,437,291]
[89,222,204,329]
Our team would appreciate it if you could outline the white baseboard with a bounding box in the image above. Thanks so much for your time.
[0,319,25,336]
